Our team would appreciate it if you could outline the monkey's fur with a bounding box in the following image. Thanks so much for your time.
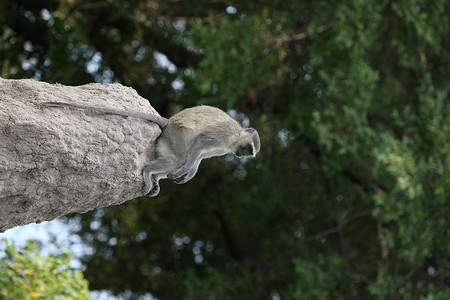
[44,102,261,196]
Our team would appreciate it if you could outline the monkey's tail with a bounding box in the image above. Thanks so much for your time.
[43,101,169,128]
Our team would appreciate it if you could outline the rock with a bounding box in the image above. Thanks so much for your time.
[0,78,161,232]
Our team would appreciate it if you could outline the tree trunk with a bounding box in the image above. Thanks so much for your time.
[0,78,161,232]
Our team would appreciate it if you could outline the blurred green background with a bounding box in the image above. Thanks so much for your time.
[1,0,449,299]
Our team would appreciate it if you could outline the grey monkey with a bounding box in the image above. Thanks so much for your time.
[44,102,261,196]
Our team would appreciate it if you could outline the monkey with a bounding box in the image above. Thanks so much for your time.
[44,102,261,196]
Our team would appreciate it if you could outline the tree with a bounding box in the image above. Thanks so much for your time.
[1,0,449,299]
[0,239,91,299]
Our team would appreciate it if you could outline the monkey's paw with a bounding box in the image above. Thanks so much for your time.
[143,183,160,197]
[171,174,188,184]
[149,184,160,197]
[167,169,185,179]
[168,172,196,184]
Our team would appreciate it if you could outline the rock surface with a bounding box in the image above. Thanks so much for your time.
[0,78,161,232]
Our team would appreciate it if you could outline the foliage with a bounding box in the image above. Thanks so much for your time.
[0,239,91,300]
[188,14,284,106]
[2,0,450,299]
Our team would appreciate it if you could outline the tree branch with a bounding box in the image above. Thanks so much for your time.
[213,210,244,261]
[306,210,372,241]
[274,23,332,45]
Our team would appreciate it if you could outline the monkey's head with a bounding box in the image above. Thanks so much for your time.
[234,128,261,158]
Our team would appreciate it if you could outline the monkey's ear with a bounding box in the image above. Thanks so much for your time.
[245,128,257,134]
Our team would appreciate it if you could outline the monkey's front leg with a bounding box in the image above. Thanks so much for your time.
[167,137,211,184]
[167,156,201,184]
[170,160,202,184]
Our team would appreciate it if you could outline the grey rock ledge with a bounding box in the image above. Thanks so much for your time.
[0,78,161,232]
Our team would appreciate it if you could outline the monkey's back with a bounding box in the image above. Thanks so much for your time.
[169,105,242,132]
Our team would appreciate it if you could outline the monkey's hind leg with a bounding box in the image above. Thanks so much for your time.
[142,158,174,196]
[142,167,158,196]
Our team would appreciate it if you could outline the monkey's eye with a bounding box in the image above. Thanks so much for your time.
[235,144,254,157]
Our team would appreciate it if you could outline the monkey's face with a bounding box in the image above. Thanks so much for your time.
[234,128,260,158]
[235,143,255,157]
